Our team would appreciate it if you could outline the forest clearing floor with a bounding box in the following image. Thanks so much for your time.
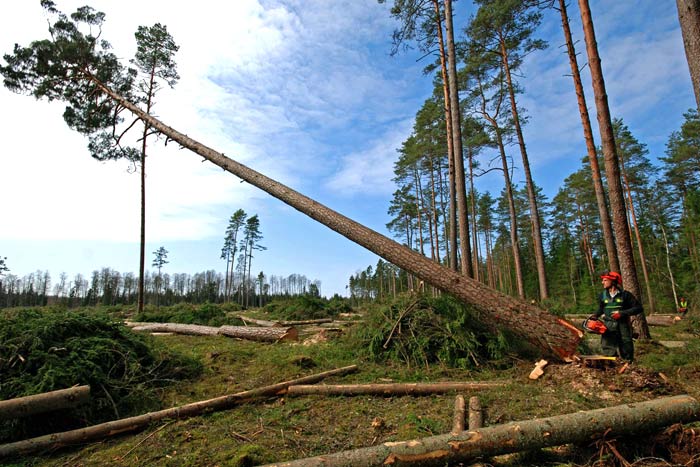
[10,312,700,467]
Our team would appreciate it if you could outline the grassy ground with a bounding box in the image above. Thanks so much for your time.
[6,312,700,467]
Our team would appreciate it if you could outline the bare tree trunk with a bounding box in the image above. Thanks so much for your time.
[499,34,548,300]
[578,0,649,339]
[433,0,458,271]
[444,0,473,277]
[557,0,619,272]
[0,386,90,420]
[219,325,298,342]
[286,382,505,396]
[0,366,358,458]
[468,396,483,430]
[677,0,700,110]
[451,395,466,434]
[259,395,700,467]
[94,81,583,360]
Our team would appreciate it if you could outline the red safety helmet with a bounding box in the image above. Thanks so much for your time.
[600,271,622,286]
[582,317,608,335]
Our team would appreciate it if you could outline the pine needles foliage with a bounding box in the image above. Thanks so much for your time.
[0,307,202,442]
[350,293,532,369]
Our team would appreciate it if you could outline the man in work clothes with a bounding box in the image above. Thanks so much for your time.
[590,271,643,361]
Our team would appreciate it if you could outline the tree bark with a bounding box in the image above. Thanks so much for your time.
[260,395,700,467]
[218,325,298,342]
[444,0,473,277]
[451,395,466,434]
[0,365,358,458]
[578,0,649,339]
[677,0,700,110]
[129,322,221,335]
[285,382,505,396]
[0,386,90,420]
[645,315,677,327]
[557,0,619,272]
[468,396,483,430]
[93,81,583,361]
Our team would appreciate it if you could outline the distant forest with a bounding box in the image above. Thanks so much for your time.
[0,267,322,309]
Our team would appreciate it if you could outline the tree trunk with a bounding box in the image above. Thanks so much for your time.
[129,322,221,336]
[432,0,458,271]
[444,0,473,277]
[645,315,677,327]
[499,34,548,301]
[677,0,700,110]
[93,81,583,361]
[0,366,358,459]
[468,396,483,430]
[219,325,298,342]
[286,382,505,396]
[557,0,619,272]
[578,0,648,339]
[0,386,90,420]
[451,395,466,434]
[259,395,700,467]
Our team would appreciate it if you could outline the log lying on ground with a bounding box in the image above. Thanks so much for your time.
[98,84,583,361]
[127,322,298,342]
[129,323,220,336]
[260,395,700,467]
[0,365,357,458]
[286,382,505,396]
[219,325,298,342]
[238,316,278,327]
[451,395,466,434]
[468,396,483,430]
[278,318,334,326]
[0,386,90,420]
[645,315,677,327]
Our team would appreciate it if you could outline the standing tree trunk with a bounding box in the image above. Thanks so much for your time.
[578,0,649,339]
[433,0,458,271]
[444,0,474,277]
[677,0,700,110]
[94,81,583,360]
[499,34,548,301]
[558,0,619,272]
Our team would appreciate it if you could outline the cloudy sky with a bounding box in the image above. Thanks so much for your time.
[0,0,694,297]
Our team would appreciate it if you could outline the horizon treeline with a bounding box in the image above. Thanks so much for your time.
[0,267,322,309]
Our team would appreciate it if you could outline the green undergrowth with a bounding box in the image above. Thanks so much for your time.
[0,307,202,443]
[131,302,244,326]
[262,294,352,320]
[6,301,700,467]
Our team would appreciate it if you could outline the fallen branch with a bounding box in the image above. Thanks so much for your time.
[259,395,700,467]
[0,386,90,420]
[0,365,358,458]
[286,382,505,396]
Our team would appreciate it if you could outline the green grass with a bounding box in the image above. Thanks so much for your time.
[4,306,700,467]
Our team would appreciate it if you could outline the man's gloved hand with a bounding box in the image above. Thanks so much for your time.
[611,311,622,320]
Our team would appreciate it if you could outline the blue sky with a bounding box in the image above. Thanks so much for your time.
[0,0,694,297]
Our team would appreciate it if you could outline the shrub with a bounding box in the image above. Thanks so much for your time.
[0,308,202,442]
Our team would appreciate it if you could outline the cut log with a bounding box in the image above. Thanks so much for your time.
[0,365,357,458]
[130,323,220,336]
[259,395,700,467]
[218,325,297,342]
[645,315,676,327]
[285,382,505,396]
[451,395,466,434]
[238,316,278,327]
[96,84,583,361]
[468,396,483,430]
[278,319,334,326]
[0,386,90,420]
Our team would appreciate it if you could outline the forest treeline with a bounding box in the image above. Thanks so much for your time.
[345,1,700,315]
[0,266,322,309]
